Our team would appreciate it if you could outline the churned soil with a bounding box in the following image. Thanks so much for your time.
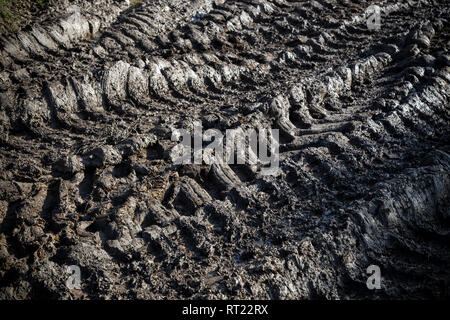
[0,0,449,299]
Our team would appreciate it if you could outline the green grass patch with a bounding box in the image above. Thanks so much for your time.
[0,0,49,18]
[0,0,12,20]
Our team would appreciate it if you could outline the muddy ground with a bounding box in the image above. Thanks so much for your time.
[0,0,449,299]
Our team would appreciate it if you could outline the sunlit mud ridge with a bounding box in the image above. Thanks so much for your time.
[0,0,449,299]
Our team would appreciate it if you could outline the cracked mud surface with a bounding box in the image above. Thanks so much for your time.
[0,0,449,299]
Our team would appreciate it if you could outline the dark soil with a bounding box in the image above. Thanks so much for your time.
[0,0,449,300]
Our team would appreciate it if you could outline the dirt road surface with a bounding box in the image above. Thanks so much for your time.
[0,0,449,299]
